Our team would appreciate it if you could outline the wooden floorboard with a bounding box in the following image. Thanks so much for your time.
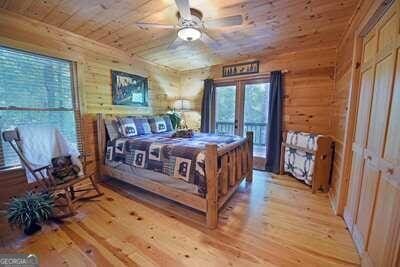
[0,171,360,266]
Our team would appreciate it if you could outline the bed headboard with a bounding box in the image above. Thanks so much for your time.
[96,113,117,165]
[96,113,106,165]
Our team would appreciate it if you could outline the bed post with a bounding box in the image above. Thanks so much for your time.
[205,143,218,229]
[96,113,106,179]
[279,131,287,175]
[246,131,253,182]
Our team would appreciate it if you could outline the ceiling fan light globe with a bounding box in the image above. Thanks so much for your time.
[178,27,201,41]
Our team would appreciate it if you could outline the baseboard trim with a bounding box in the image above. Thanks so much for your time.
[352,226,365,254]
[328,189,339,216]
[343,209,354,232]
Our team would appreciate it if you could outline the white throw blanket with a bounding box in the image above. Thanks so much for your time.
[17,126,83,183]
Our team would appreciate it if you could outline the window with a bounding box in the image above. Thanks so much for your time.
[0,46,80,169]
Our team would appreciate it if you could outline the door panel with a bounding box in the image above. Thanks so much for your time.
[345,66,375,228]
[383,50,400,165]
[355,162,380,248]
[367,178,400,267]
[344,152,364,228]
[365,54,395,155]
[243,81,269,158]
[367,48,400,267]
[363,35,377,63]
[354,52,395,251]
[215,84,237,135]
[354,67,375,145]
[378,13,398,53]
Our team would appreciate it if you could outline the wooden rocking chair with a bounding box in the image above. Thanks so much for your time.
[2,129,103,217]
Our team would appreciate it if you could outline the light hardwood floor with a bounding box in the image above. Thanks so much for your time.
[0,171,360,266]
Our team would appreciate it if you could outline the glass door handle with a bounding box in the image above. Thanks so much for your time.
[234,120,238,129]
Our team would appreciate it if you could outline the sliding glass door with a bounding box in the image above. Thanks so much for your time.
[214,78,270,167]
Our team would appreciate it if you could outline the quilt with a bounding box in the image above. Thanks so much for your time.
[284,131,321,185]
[105,132,244,196]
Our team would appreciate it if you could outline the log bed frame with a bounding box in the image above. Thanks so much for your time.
[96,113,253,229]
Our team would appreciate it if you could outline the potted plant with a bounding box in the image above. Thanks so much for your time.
[5,191,54,235]
[166,110,182,129]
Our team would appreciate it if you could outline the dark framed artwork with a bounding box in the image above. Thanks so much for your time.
[222,61,259,77]
[111,70,148,106]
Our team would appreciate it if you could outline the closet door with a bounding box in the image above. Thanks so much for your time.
[344,33,376,230]
[365,13,400,267]
[345,1,400,266]
[355,7,397,251]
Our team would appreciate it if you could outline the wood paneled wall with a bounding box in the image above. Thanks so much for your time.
[0,9,180,207]
[0,1,384,225]
[179,46,337,135]
[330,0,383,215]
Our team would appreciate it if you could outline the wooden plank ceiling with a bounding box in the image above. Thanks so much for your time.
[0,0,359,71]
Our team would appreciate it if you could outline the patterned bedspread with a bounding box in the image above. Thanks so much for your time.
[105,132,244,196]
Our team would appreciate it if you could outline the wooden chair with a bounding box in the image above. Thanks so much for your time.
[2,129,103,217]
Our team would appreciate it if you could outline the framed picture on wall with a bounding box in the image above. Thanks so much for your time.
[111,70,149,106]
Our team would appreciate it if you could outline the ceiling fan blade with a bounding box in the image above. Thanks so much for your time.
[168,36,186,50]
[136,22,176,30]
[200,32,221,50]
[175,0,192,21]
[203,15,243,28]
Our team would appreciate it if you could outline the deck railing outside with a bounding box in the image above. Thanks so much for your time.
[216,121,267,146]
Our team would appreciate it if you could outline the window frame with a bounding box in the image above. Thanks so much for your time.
[0,45,82,170]
[212,76,270,135]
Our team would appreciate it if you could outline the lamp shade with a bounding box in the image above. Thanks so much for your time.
[173,99,191,111]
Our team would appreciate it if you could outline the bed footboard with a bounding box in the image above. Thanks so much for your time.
[205,132,253,229]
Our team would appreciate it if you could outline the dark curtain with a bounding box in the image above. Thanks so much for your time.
[200,79,215,133]
[265,71,283,173]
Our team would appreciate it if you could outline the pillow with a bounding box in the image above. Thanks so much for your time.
[132,117,152,135]
[105,119,120,141]
[148,116,168,133]
[162,115,174,131]
[117,116,138,137]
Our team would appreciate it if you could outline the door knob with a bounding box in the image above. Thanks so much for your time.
[367,155,372,160]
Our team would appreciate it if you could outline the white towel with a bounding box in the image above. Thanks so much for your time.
[17,126,83,183]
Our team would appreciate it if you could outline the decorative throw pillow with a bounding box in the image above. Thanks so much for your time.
[132,117,152,135]
[148,116,168,133]
[162,115,174,131]
[104,119,120,141]
[117,116,138,137]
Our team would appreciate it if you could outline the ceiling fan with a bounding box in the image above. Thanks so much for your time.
[135,0,243,50]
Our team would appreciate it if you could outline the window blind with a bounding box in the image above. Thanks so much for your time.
[0,46,81,169]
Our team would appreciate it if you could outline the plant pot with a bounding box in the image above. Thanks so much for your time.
[24,223,42,235]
